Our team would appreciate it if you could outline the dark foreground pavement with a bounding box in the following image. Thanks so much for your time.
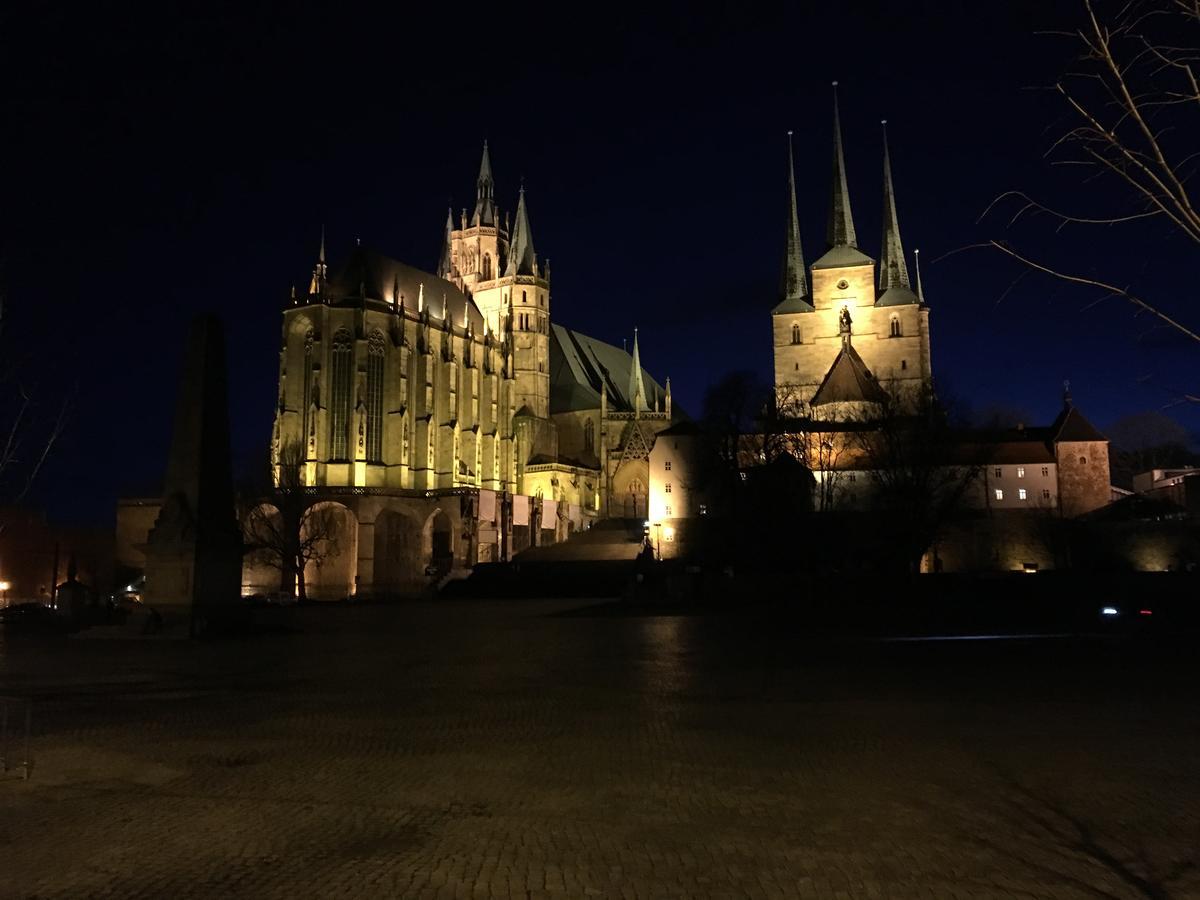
[1,599,1198,899]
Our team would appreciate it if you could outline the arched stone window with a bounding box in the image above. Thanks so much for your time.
[482,253,492,280]
[791,324,801,344]
[366,331,386,463]
[890,316,901,337]
[584,419,595,452]
[330,328,354,460]
[301,329,314,446]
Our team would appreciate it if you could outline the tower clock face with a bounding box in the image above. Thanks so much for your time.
[836,279,849,291]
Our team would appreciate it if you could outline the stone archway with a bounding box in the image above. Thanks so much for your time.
[422,508,453,578]
[241,502,284,597]
[373,508,420,597]
[303,501,357,601]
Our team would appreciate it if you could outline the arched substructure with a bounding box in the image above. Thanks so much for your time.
[241,502,285,597]
[372,508,422,598]
[303,500,358,601]
[422,508,454,578]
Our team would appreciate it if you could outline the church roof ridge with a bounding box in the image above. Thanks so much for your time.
[810,341,889,407]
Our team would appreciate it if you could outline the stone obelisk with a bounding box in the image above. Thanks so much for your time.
[143,314,243,635]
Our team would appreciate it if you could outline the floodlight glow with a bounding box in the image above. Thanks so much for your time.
[1101,607,1119,616]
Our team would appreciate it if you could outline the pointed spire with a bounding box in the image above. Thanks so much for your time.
[914,248,925,304]
[308,226,328,296]
[781,131,810,303]
[471,141,497,227]
[438,207,454,279]
[628,328,648,412]
[504,184,537,277]
[826,82,858,250]
[878,121,911,293]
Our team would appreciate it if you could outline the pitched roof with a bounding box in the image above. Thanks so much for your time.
[549,324,668,414]
[812,244,874,269]
[876,285,920,307]
[325,244,484,330]
[1052,405,1107,443]
[810,341,889,406]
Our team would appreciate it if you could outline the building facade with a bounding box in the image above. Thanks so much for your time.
[252,146,680,598]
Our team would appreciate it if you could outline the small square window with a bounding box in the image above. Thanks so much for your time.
[665,483,672,493]
[995,488,1004,501]
[1016,466,1025,478]
[1018,488,1027,500]
[994,468,1003,478]
[699,503,708,516]
[664,505,672,516]
[1042,466,1049,477]
[665,461,671,471]
[1042,488,1051,500]
[847,473,857,482]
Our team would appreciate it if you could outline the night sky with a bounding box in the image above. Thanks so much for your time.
[3,1,1196,525]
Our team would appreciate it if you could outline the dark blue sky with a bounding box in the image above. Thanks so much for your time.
[2,1,1196,524]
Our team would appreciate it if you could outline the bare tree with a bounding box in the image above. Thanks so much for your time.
[851,379,990,572]
[0,287,70,530]
[983,0,1200,355]
[241,441,341,601]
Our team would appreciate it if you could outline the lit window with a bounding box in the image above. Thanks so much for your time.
[665,460,671,471]
[699,504,708,516]
[1018,488,1027,500]
[995,489,1004,501]
[1042,488,1051,499]
[994,468,1002,478]
[739,472,747,481]
[1041,466,1049,477]
[665,483,672,493]
[1017,466,1025,478]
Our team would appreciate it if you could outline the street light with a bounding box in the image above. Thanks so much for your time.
[0,581,10,607]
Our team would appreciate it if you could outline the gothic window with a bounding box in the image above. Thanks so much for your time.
[482,253,492,280]
[366,331,385,463]
[301,329,314,444]
[791,324,801,344]
[330,328,354,460]
[584,419,595,452]
[890,316,901,337]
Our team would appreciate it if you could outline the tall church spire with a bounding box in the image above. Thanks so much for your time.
[781,131,810,303]
[471,141,497,227]
[308,226,327,297]
[914,247,926,304]
[504,184,537,277]
[826,82,858,250]
[437,207,454,279]
[878,121,911,292]
[628,328,648,412]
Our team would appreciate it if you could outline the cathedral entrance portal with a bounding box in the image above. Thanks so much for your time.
[623,478,647,519]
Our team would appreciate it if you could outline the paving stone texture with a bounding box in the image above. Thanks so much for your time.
[1,600,1198,899]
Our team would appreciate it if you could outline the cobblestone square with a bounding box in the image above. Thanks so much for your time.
[2,600,1198,899]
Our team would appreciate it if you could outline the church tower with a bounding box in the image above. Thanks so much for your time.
[772,86,932,413]
[444,142,508,299]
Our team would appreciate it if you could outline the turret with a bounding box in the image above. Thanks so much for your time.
[628,328,648,413]
[471,141,497,227]
[307,227,327,298]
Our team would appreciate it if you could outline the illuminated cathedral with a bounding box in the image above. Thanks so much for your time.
[253,145,679,597]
